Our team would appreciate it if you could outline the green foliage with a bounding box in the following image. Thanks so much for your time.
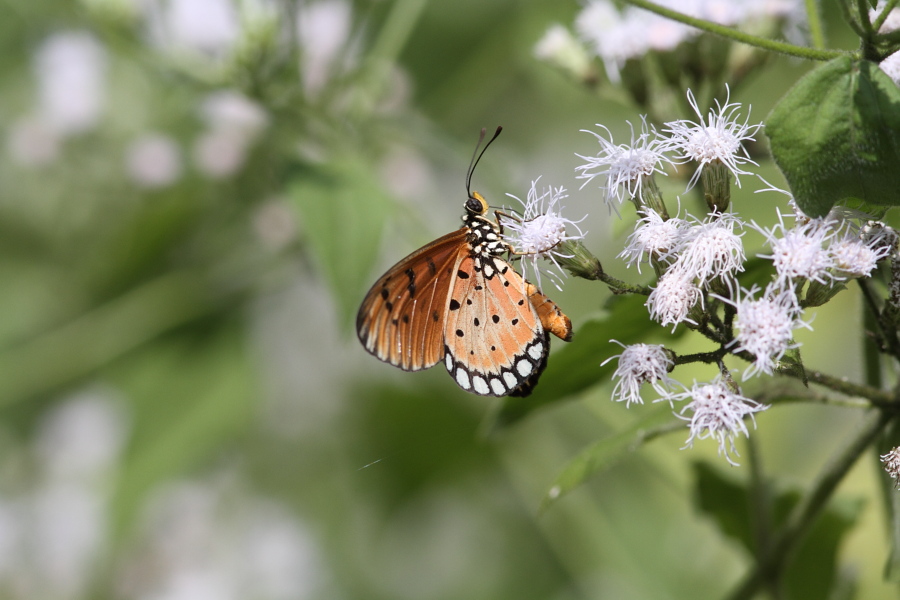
[767,56,900,218]
[539,404,678,512]
[289,160,395,328]
[694,462,864,600]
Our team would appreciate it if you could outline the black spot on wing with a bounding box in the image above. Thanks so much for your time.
[449,299,461,311]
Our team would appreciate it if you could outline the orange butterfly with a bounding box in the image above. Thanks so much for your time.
[357,127,572,397]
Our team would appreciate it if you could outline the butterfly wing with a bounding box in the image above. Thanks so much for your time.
[442,256,566,397]
[357,228,469,371]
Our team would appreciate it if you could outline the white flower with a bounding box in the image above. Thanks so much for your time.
[6,116,62,167]
[534,24,592,79]
[646,267,701,329]
[576,118,674,209]
[728,285,808,379]
[574,1,642,83]
[200,90,269,140]
[674,376,767,466]
[664,87,762,190]
[503,179,587,290]
[829,227,893,278]
[153,0,241,57]
[125,133,184,189]
[882,446,900,489]
[603,341,676,407]
[879,51,900,86]
[297,0,354,96]
[618,208,689,272]
[36,389,129,483]
[674,212,745,287]
[192,129,248,178]
[34,31,108,136]
[755,212,838,285]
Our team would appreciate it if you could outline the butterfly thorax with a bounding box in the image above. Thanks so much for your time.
[463,212,509,280]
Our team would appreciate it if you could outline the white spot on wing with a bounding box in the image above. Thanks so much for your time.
[455,368,471,389]
[472,375,489,395]
[490,378,505,395]
[516,359,533,377]
[528,342,543,360]
[503,371,517,388]
[445,354,453,371]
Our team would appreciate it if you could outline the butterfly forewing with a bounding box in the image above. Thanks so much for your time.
[442,256,551,396]
[357,228,469,371]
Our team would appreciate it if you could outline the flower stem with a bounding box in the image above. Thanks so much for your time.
[621,0,847,61]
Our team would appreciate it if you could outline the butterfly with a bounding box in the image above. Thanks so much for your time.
[356,127,572,397]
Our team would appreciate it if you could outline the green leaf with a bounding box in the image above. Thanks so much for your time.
[694,462,756,552]
[489,294,681,431]
[766,56,900,218]
[289,160,394,327]
[539,404,679,512]
[694,463,864,600]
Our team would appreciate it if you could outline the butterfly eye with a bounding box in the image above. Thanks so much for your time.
[465,193,488,215]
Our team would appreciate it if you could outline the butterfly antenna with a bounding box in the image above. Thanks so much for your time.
[466,126,502,197]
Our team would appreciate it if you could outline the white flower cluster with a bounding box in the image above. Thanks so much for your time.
[596,87,895,466]
[539,0,806,83]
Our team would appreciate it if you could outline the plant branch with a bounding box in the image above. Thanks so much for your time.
[621,0,847,60]
[727,409,895,600]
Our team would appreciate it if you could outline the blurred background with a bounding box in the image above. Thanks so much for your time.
[0,1,895,598]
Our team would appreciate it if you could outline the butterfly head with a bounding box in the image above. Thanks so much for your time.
[465,192,489,216]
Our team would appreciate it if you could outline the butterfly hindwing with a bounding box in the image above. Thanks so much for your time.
[357,228,469,371]
[442,256,551,396]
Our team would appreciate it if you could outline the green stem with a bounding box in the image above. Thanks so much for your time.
[872,0,900,33]
[798,370,896,407]
[805,0,826,49]
[621,0,847,60]
[727,409,895,600]
[0,271,222,405]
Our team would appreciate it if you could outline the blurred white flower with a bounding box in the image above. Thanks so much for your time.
[618,208,689,272]
[674,375,767,465]
[193,129,248,178]
[29,483,107,598]
[36,388,129,483]
[34,31,108,136]
[879,51,900,86]
[603,341,676,407]
[158,0,240,57]
[125,477,324,600]
[534,24,592,80]
[664,87,762,190]
[503,179,587,290]
[253,200,298,251]
[574,1,647,83]
[297,0,354,96]
[125,133,184,189]
[576,118,674,209]
[200,90,268,140]
[6,116,62,167]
